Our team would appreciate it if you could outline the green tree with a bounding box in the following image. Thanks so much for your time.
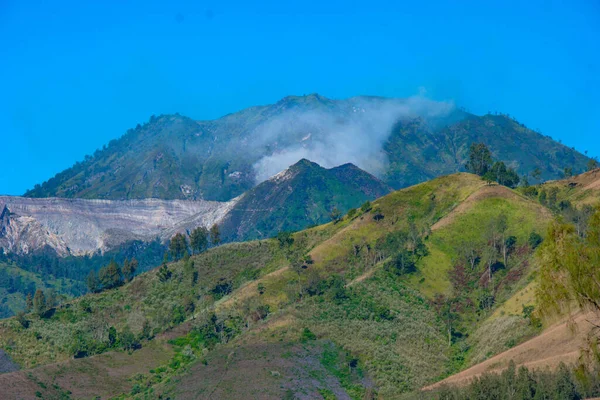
[108,326,117,347]
[276,231,294,248]
[45,288,57,310]
[122,257,137,282]
[120,325,138,351]
[563,167,574,178]
[190,226,209,254]
[532,167,542,184]
[158,263,172,282]
[360,201,372,213]
[16,311,29,329]
[588,158,599,172]
[329,207,342,223]
[33,289,46,316]
[210,224,221,246]
[528,232,543,249]
[169,233,188,261]
[99,260,122,290]
[25,292,33,312]
[86,270,100,293]
[465,143,493,176]
[483,170,496,185]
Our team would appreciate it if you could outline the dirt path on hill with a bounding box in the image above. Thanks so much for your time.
[423,312,599,391]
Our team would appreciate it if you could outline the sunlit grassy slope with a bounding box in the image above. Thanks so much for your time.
[0,173,556,399]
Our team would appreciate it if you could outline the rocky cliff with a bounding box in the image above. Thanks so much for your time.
[0,196,237,256]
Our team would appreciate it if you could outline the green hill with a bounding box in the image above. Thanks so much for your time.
[23,94,590,201]
[0,172,561,398]
[220,159,391,242]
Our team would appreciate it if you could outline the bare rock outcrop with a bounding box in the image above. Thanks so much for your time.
[0,196,238,256]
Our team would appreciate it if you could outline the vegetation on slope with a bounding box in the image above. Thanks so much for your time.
[0,172,562,398]
[219,159,391,242]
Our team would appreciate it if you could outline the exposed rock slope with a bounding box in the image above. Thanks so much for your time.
[0,196,236,256]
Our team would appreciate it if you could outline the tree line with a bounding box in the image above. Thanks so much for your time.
[429,361,600,400]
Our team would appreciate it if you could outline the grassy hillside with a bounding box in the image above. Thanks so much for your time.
[0,173,558,398]
[0,260,85,318]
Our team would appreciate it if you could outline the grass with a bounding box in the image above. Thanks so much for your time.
[0,172,566,399]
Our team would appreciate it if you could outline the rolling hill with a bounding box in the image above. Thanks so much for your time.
[0,172,569,399]
[23,94,590,202]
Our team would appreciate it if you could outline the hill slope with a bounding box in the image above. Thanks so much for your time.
[23,94,590,201]
[0,173,562,398]
[219,159,391,242]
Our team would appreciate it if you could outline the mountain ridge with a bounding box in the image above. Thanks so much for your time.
[22,94,590,201]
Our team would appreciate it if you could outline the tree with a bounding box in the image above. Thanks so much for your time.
[45,288,57,310]
[86,270,100,293]
[563,167,574,178]
[33,289,46,316]
[588,158,599,172]
[465,143,493,176]
[120,325,138,351]
[108,326,117,347]
[169,233,188,261]
[432,294,458,347]
[360,201,372,213]
[210,224,221,246]
[25,292,33,312]
[190,226,209,254]
[528,232,543,249]
[99,259,122,290]
[276,231,294,248]
[483,170,496,185]
[123,258,137,282]
[158,263,172,282]
[16,311,29,329]
[531,167,542,184]
[329,207,342,223]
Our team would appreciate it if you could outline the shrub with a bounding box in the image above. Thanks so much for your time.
[300,327,316,342]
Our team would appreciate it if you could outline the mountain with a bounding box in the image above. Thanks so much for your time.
[0,160,389,318]
[0,172,574,399]
[0,160,386,258]
[219,159,391,241]
[23,94,590,201]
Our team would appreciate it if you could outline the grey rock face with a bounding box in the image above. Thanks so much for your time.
[0,196,237,256]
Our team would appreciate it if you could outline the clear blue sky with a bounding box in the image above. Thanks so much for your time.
[1,0,598,195]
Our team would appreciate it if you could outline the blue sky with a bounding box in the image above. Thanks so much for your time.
[1,0,598,195]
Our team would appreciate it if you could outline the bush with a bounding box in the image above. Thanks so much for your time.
[360,201,372,213]
[300,327,316,342]
[276,231,294,247]
[528,232,543,249]
[120,326,139,351]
